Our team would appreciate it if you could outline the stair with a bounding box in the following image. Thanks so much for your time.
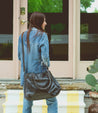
[2,90,86,113]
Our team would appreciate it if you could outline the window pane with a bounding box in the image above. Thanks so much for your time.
[0,0,13,60]
[28,0,63,13]
[28,0,68,60]
[80,0,98,60]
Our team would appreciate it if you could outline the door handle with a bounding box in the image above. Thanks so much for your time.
[20,20,27,24]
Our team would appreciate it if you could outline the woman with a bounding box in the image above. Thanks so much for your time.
[18,12,58,113]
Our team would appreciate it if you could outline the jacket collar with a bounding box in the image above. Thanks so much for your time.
[31,27,38,31]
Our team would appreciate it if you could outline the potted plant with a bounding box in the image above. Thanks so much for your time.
[85,59,98,104]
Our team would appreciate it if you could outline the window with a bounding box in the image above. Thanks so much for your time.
[80,0,98,60]
[28,0,68,60]
[0,0,13,60]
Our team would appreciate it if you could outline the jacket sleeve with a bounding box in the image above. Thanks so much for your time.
[39,32,50,67]
[18,35,22,61]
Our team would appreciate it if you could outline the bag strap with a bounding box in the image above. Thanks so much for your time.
[21,32,25,72]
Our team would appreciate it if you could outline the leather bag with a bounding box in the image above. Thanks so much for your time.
[21,32,61,100]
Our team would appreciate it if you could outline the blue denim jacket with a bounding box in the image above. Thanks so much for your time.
[18,27,50,86]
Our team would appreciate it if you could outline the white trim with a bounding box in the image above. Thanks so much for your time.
[13,0,20,78]
[17,0,28,78]
[20,0,28,33]
[73,0,80,79]
[73,0,76,79]
[69,0,74,78]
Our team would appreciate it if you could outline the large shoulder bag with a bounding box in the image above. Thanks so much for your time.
[21,32,61,100]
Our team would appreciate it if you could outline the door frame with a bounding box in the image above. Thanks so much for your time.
[18,0,28,78]
[19,0,98,79]
[50,0,74,78]
[74,0,96,79]
[18,0,78,79]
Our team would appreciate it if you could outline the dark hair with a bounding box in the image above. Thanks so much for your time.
[27,12,46,51]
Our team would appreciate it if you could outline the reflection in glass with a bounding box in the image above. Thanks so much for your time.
[0,0,13,60]
[80,0,98,60]
[28,0,63,13]
[50,23,68,60]
[28,0,68,61]
[80,0,98,13]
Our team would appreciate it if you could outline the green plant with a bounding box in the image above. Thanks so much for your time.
[85,59,98,92]
[28,0,63,13]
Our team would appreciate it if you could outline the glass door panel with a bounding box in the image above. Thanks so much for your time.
[77,0,98,79]
[28,0,73,78]
[0,0,13,60]
[28,0,68,61]
[80,0,98,60]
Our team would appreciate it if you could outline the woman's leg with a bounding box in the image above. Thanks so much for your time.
[46,97,58,113]
[23,96,33,113]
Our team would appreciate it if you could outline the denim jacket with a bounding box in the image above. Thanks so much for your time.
[18,27,50,86]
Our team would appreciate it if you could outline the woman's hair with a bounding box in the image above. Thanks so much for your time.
[27,12,46,51]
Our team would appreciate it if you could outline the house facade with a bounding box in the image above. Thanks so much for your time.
[0,0,98,81]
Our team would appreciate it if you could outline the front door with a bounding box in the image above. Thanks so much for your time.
[20,0,73,78]
[77,0,98,79]
[0,0,20,79]
[0,0,73,79]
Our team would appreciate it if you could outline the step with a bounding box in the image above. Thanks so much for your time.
[4,90,85,103]
[3,101,85,113]
[2,90,86,113]
[4,90,23,103]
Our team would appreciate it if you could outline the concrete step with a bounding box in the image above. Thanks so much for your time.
[2,90,86,113]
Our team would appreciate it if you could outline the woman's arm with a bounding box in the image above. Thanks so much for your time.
[39,32,50,67]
